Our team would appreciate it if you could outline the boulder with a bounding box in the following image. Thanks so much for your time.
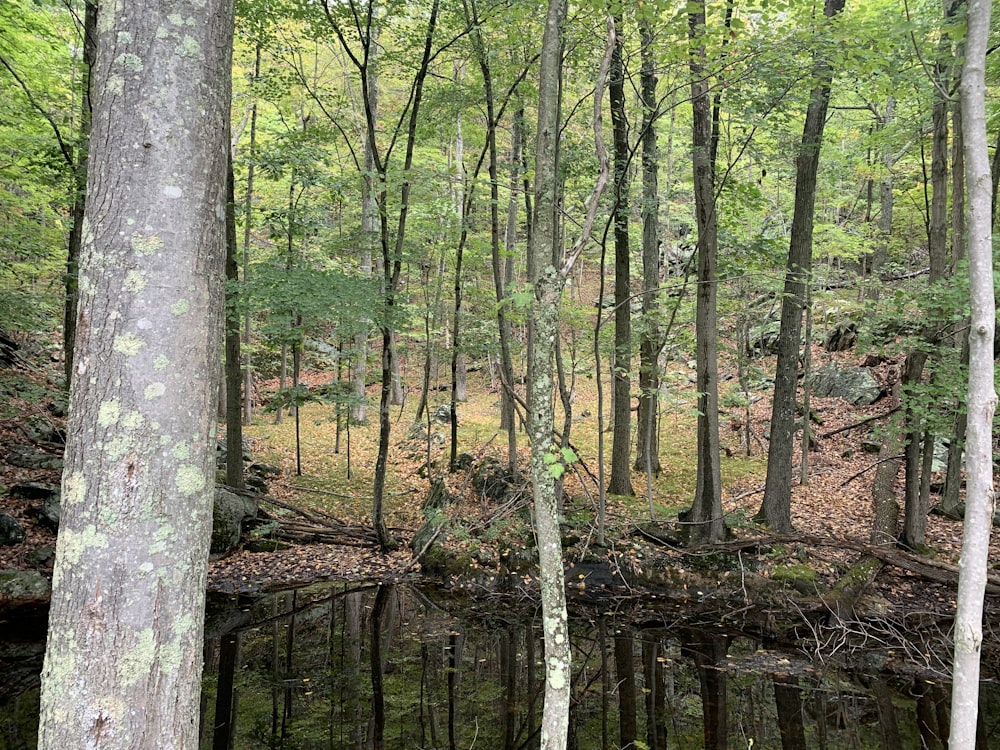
[33,491,62,532]
[823,320,858,352]
[211,487,258,555]
[19,415,65,445]
[6,446,63,470]
[0,513,25,546]
[9,482,59,500]
[745,320,781,358]
[808,364,882,406]
[0,569,50,600]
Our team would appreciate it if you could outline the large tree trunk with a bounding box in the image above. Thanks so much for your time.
[607,11,633,498]
[38,2,233,747]
[529,3,571,747]
[686,1,725,544]
[950,1,996,743]
[758,0,845,532]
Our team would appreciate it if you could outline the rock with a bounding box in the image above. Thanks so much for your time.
[472,456,523,504]
[861,440,882,454]
[6,445,63,470]
[807,364,882,406]
[46,398,68,418]
[33,491,61,532]
[823,320,858,352]
[0,513,26,546]
[0,569,50,600]
[411,478,456,557]
[19,415,65,445]
[432,404,454,424]
[8,482,59,500]
[211,488,258,555]
[746,319,781,358]
[26,546,55,567]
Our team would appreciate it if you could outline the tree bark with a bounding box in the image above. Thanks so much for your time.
[353,22,379,425]
[687,1,725,544]
[607,11,633,498]
[634,19,662,478]
[225,152,244,490]
[758,0,845,532]
[950,1,996,744]
[63,0,97,389]
[38,1,233,746]
[241,45,261,427]
[529,4,571,748]
[614,634,637,748]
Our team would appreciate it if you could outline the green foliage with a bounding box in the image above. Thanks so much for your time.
[0,1,77,333]
[543,446,578,480]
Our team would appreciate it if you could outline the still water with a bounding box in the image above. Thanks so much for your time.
[2,582,998,748]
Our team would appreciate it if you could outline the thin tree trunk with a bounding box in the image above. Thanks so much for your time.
[241,46,261,427]
[63,1,97,389]
[607,11,633,498]
[225,151,244,490]
[758,0,846,532]
[950,1,995,742]
[687,0,725,544]
[325,0,441,550]
[635,19,662,478]
[529,4,571,746]
[353,25,379,425]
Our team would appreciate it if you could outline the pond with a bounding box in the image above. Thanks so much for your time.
[2,582,998,749]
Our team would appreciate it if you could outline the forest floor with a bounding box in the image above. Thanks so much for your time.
[2,341,1000,633]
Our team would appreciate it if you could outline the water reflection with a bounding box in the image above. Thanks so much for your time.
[3,583,999,748]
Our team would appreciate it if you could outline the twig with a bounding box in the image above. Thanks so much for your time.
[820,407,899,438]
[839,454,905,487]
[403,526,442,574]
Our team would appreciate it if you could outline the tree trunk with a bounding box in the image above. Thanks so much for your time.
[614,634,637,748]
[359,0,439,550]
[950,2,996,743]
[687,1,724,544]
[529,4,571,748]
[758,0,845,532]
[353,26,379,425]
[225,152,245,490]
[869,96,895,301]
[942,94,968,518]
[634,19,662,478]
[63,0,97,389]
[607,12,633,498]
[38,2,233,746]
[241,47,261,427]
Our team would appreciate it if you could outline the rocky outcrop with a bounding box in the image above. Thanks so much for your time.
[807,364,882,406]
[211,487,259,556]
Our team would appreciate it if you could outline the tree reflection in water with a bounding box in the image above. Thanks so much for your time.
[2,583,1000,748]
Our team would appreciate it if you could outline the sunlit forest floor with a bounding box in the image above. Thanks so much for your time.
[204,342,1000,617]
